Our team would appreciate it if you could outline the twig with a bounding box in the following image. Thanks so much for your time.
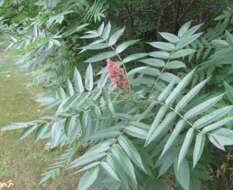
[177,0,196,24]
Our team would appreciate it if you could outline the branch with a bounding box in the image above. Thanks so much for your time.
[177,0,195,24]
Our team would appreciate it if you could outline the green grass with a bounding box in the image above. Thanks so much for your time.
[0,53,77,190]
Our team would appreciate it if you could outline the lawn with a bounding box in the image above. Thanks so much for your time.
[0,53,76,190]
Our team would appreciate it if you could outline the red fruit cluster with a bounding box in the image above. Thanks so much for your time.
[106,59,130,94]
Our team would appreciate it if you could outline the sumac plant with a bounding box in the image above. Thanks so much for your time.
[3,7,233,190]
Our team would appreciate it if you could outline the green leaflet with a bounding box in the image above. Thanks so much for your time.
[123,53,147,63]
[148,42,175,51]
[61,94,81,112]
[193,106,233,129]
[165,69,195,104]
[175,78,209,111]
[71,93,91,112]
[159,32,179,43]
[102,22,111,40]
[85,63,94,91]
[108,27,125,46]
[178,21,192,37]
[97,22,105,35]
[58,87,67,99]
[101,161,120,181]
[137,67,160,77]
[67,79,74,96]
[149,51,170,59]
[103,89,115,115]
[97,72,108,89]
[116,40,139,54]
[50,121,64,148]
[186,24,202,36]
[145,81,175,144]
[165,60,186,69]
[174,159,190,190]
[1,123,29,131]
[178,128,194,168]
[140,58,165,68]
[125,126,147,140]
[176,33,202,49]
[161,120,186,157]
[65,116,81,144]
[86,140,113,154]
[193,133,206,168]
[184,94,225,119]
[127,66,148,76]
[77,167,100,190]
[85,51,117,63]
[202,116,233,133]
[209,128,233,147]
[76,162,101,174]
[118,135,147,173]
[208,135,225,151]
[158,81,176,101]
[81,31,99,39]
[111,144,138,189]
[81,42,109,51]
[224,82,233,103]
[20,125,38,140]
[70,152,106,170]
[69,141,111,169]
[225,30,233,44]
[202,48,233,67]
[146,106,169,145]
[159,72,180,83]
[73,68,84,93]
[212,39,229,47]
[87,127,121,141]
[146,112,177,145]
[64,116,75,136]
[170,49,195,59]
[157,147,176,177]
[106,154,131,190]
[34,123,50,142]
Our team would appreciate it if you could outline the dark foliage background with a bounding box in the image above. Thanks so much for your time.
[106,0,232,40]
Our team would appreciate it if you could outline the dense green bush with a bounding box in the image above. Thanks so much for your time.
[2,0,233,190]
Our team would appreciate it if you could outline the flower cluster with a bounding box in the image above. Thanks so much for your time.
[106,59,130,94]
